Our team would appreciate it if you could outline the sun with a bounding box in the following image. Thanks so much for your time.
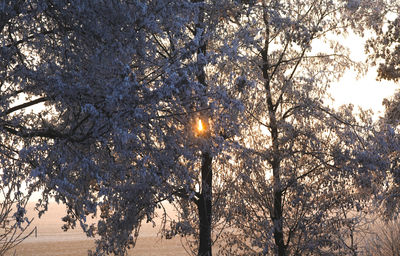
[197,119,205,132]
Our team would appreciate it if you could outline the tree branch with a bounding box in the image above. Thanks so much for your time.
[2,97,48,116]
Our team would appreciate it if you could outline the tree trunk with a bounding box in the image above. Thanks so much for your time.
[198,151,212,256]
[272,186,285,256]
[261,4,286,255]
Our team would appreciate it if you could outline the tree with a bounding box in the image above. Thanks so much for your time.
[366,2,400,82]
[363,218,400,256]
[363,1,400,220]
[150,2,244,255]
[1,1,241,255]
[0,168,35,255]
[1,0,195,254]
[213,0,386,255]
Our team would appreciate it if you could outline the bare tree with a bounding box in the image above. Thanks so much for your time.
[363,218,400,256]
[0,169,35,255]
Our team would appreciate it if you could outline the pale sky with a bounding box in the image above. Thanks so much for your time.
[329,67,398,115]
[326,33,398,117]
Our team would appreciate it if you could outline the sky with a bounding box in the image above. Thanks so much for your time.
[326,33,398,117]
[329,67,397,115]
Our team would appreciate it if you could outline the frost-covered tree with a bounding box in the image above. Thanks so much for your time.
[0,1,43,253]
[213,0,387,255]
[366,1,400,82]
[1,1,241,255]
[363,1,400,220]
[149,2,244,255]
[1,0,199,254]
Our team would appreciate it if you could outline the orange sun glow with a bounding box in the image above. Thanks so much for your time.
[197,119,205,132]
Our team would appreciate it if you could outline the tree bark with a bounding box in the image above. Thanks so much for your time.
[261,3,286,255]
[198,151,212,256]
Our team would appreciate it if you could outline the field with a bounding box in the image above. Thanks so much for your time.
[6,203,188,256]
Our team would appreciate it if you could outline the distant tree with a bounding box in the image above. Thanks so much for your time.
[363,218,400,256]
[0,175,35,256]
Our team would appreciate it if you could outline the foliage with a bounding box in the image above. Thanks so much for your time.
[364,0,400,221]
[366,2,400,81]
[0,0,397,255]
[1,0,240,255]
[213,0,387,255]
